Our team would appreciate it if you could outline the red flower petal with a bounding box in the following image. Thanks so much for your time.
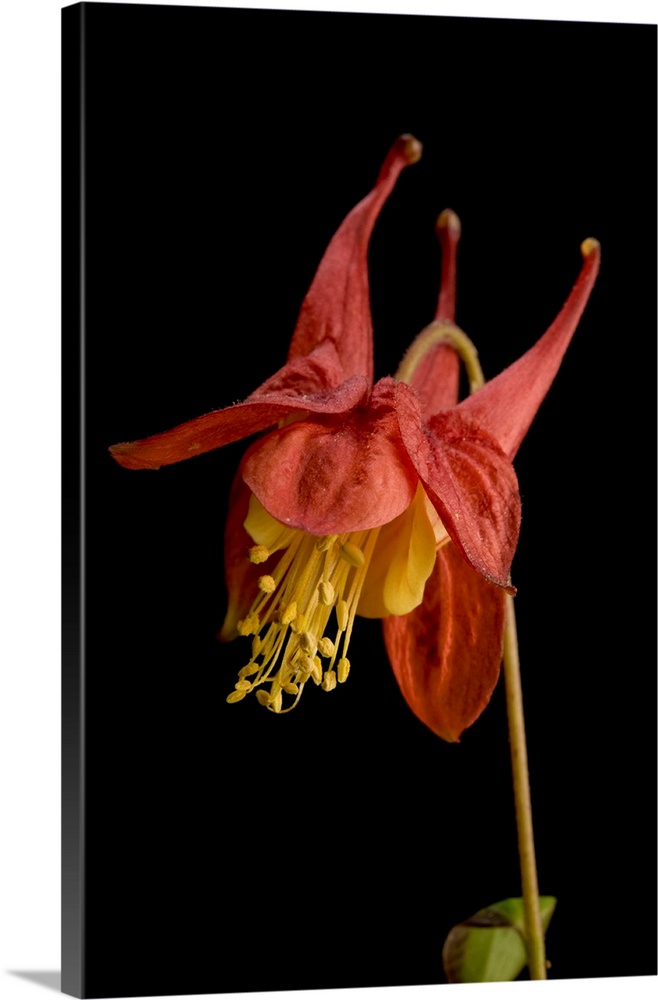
[407,341,460,417]
[241,378,420,535]
[287,134,422,384]
[399,405,520,590]
[217,463,263,642]
[397,210,462,417]
[109,343,368,470]
[382,542,507,742]
[458,238,601,459]
[434,209,461,325]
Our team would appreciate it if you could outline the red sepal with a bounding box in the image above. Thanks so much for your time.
[109,344,368,471]
[458,240,601,459]
[399,406,520,590]
[287,134,422,384]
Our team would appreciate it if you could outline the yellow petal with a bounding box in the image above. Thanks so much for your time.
[358,484,444,618]
[244,492,295,551]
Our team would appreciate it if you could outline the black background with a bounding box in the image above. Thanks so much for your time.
[64,3,656,997]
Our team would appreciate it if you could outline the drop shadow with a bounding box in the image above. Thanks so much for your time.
[9,971,61,993]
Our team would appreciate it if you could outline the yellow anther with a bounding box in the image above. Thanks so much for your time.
[248,544,270,564]
[339,541,365,567]
[322,670,337,692]
[290,614,307,634]
[251,637,262,659]
[318,580,335,605]
[336,600,349,631]
[298,655,315,681]
[237,614,260,636]
[337,657,350,683]
[317,636,335,658]
[300,631,318,657]
[226,689,248,704]
[316,534,338,552]
[258,574,276,594]
[283,682,299,695]
[279,601,297,626]
[234,679,252,692]
[255,689,270,707]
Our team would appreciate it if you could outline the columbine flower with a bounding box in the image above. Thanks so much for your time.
[110,134,600,741]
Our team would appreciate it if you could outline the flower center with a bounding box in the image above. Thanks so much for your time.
[226,495,381,714]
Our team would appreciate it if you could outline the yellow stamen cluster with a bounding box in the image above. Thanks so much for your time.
[226,519,381,714]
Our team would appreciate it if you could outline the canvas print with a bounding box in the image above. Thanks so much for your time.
[62,3,657,998]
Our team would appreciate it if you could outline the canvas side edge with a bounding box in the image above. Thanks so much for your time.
[62,4,86,997]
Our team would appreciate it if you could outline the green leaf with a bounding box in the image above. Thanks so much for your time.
[442,896,557,983]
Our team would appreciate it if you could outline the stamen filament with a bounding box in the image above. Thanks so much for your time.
[227,496,383,714]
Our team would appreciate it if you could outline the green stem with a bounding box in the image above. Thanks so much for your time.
[398,320,546,979]
[503,593,546,980]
